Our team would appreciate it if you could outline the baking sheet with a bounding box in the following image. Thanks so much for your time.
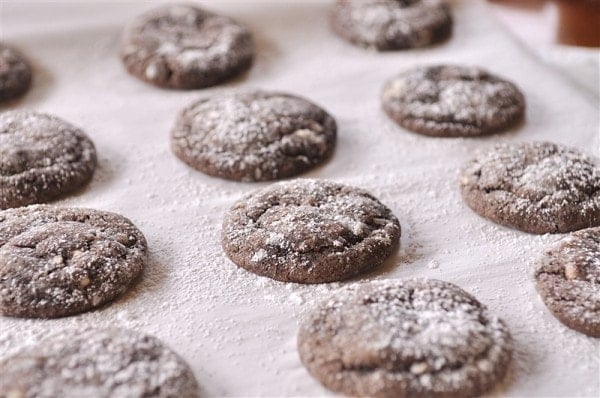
[1,1,599,396]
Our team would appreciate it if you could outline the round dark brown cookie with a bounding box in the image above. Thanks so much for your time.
[459,141,600,234]
[297,278,513,398]
[0,327,200,398]
[0,43,32,103]
[171,90,337,182]
[533,227,600,337]
[330,0,452,51]
[0,205,147,318]
[382,65,525,137]
[221,179,400,283]
[120,4,254,89]
[0,111,97,209]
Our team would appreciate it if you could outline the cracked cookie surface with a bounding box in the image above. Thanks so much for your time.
[0,111,97,209]
[297,278,513,398]
[0,205,147,318]
[120,4,254,89]
[221,179,400,283]
[459,141,600,233]
[171,90,337,182]
[382,65,525,137]
[330,0,452,51]
[0,327,200,398]
[534,227,600,337]
[0,43,32,103]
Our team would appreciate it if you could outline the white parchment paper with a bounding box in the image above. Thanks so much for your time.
[1,1,599,396]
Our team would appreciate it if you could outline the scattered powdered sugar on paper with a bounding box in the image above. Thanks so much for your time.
[0,1,599,397]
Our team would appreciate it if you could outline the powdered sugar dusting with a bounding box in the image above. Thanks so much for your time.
[298,278,512,397]
[331,0,452,50]
[171,90,336,182]
[382,65,525,136]
[460,141,600,233]
[222,179,400,283]
[1,1,598,396]
[0,111,97,209]
[533,227,600,336]
[0,43,31,102]
[120,4,254,88]
[0,327,199,397]
[0,205,147,318]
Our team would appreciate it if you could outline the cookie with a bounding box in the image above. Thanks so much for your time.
[298,278,513,398]
[0,205,147,318]
[0,327,200,398]
[533,227,600,337]
[221,179,400,283]
[330,0,452,51]
[0,111,97,209]
[459,141,600,234]
[0,43,32,103]
[171,90,337,182]
[382,65,525,137]
[120,4,254,89]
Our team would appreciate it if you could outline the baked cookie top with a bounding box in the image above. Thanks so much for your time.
[382,65,525,137]
[298,278,513,398]
[460,141,600,233]
[221,179,400,283]
[171,90,336,182]
[0,205,147,318]
[0,110,97,209]
[120,4,254,89]
[330,0,452,51]
[0,327,200,398]
[0,43,32,102]
[534,227,600,337]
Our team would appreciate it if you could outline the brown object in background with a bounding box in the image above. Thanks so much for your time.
[489,0,600,47]
[556,0,600,47]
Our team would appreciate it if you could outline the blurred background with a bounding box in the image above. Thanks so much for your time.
[488,0,599,97]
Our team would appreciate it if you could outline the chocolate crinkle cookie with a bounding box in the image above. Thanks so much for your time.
[459,141,600,234]
[330,0,452,51]
[0,110,97,209]
[0,205,147,318]
[120,4,254,89]
[382,65,525,137]
[0,43,32,103]
[298,278,513,398]
[221,179,400,283]
[533,227,600,337]
[0,327,200,398]
[171,90,337,182]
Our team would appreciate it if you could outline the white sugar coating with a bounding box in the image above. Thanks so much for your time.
[0,327,199,398]
[0,111,97,209]
[533,227,600,336]
[170,90,336,182]
[1,1,599,397]
[221,179,400,283]
[298,279,512,397]
[331,0,452,50]
[0,205,148,318]
[382,65,525,136]
[460,141,600,233]
[120,4,254,88]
